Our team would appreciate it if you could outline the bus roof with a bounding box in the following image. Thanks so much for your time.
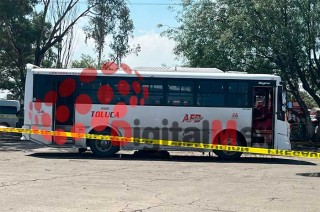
[27,64,281,82]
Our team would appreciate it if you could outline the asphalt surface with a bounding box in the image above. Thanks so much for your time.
[0,133,319,212]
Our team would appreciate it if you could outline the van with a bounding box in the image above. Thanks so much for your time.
[0,100,20,127]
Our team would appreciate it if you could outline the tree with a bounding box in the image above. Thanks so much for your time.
[0,0,136,100]
[291,91,317,109]
[163,0,320,120]
[85,0,138,66]
[0,0,92,99]
[0,0,38,100]
[33,0,93,67]
[72,54,97,68]
[53,0,79,68]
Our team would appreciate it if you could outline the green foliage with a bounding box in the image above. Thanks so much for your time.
[0,0,136,100]
[298,92,317,109]
[71,54,97,68]
[0,0,38,99]
[164,0,320,117]
[85,0,137,65]
[0,0,37,20]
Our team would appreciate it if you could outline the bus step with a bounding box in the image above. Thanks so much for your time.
[53,138,74,145]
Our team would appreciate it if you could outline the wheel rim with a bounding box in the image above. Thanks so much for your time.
[222,137,238,155]
[94,139,112,152]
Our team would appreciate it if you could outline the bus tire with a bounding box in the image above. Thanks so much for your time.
[214,149,243,160]
[213,131,244,160]
[88,128,120,157]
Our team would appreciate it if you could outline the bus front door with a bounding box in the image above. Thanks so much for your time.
[252,87,275,148]
[53,78,75,145]
[30,102,54,144]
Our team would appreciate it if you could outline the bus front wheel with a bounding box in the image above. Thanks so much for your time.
[213,131,244,160]
[88,128,120,157]
[214,149,243,160]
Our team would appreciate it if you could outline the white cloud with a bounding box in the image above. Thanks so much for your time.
[123,32,181,68]
[71,19,113,63]
[71,28,181,68]
[72,27,96,61]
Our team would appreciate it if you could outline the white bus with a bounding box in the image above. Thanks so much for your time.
[22,64,290,159]
[0,99,20,128]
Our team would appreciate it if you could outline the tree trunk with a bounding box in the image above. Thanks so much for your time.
[34,49,44,66]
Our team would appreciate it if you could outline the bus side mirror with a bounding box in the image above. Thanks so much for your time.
[281,92,289,112]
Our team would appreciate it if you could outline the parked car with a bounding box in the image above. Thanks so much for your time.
[0,100,20,127]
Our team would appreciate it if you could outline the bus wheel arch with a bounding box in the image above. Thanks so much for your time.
[87,126,120,157]
[0,122,10,127]
[213,130,247,160]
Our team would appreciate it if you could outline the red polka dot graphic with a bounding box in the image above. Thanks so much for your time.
[27,63,149,145]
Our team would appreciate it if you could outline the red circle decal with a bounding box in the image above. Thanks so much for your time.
[59,78,76,97]
[132,81,141,94]
[56,105,69,123]
[41,112,51,127]
[101,62,118,75]
[97,85,114,104]
[44,91,58,105]
[75,94,92,114]
[118,80,130,96]
[80,68,97,83]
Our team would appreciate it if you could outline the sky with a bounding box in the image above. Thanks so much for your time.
[73,0,183,68]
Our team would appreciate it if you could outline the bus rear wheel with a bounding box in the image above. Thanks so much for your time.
[213,132,244,160]
[88,128,120,157]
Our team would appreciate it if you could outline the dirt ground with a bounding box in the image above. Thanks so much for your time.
[0,134,319,212]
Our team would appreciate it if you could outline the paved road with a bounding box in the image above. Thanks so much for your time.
[0,133,319,212]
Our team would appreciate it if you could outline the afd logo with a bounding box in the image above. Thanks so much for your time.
[182,114,204,123]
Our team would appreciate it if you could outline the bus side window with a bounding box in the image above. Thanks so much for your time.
[141,79,164,106]
[166,80,194,106]
[197,80,224,107]
[226,82,249,107]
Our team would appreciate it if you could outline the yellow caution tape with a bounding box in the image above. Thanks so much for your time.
[0,126,319,159]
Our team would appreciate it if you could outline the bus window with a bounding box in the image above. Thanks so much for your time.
[226,82,249,107]
[277,86,285,121]
[167,80,194,106]
[141,79,164,105]
[197,80,224,106]
[33,74,55,102]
